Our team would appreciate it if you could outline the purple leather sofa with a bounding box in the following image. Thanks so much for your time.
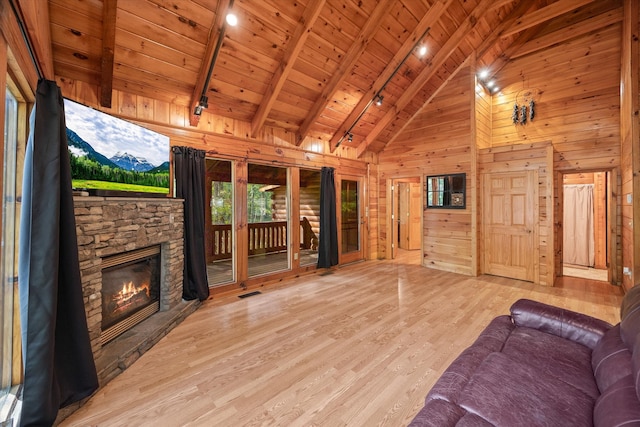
[409,287,640,426]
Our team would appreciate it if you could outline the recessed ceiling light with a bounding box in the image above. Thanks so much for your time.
[226,13,238,26]
[479,70,489,79]
[486,80,495,88]
[418,45,427,57]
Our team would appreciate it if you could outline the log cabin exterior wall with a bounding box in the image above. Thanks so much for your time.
[378,66,475,275]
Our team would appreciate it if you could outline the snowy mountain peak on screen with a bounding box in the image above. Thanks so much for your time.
[110,152,155,172]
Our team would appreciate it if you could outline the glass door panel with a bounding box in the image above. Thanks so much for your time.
[299,169,321,266]
[206,159,234,286]
[248,163,289,277]
[340,178,362,262]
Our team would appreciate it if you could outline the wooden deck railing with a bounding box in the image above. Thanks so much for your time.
[210,219,318,261]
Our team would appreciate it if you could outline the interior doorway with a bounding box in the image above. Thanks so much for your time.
[561,171,610,282]
[390,177,422,260]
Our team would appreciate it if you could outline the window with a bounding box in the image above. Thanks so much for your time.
[426,173,466,209]
[1,86,20,416]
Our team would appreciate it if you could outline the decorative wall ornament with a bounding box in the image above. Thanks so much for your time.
[511,88,540,125]
[529,100,535,121]
[520,104,527,124]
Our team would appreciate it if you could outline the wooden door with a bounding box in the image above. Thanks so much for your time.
[399,183,409,249]
[482,171,536,282]
[408,182,422,250]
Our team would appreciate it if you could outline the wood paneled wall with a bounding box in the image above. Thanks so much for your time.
[378,66,474,275]
[621,0,640,292]
[491,24,621,171]
[492,22,622,285]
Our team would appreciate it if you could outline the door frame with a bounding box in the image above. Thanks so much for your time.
[556,168,618,284]
[386,176,424,260]
[338,174,365,264]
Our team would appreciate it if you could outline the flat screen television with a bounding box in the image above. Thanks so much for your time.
[64,99,170,196]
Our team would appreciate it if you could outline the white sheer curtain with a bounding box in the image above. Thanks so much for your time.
[563,184,595,267]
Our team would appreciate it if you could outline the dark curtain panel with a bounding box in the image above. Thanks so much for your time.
[172,146,210,301]
[19,79,98,426]
[317,167,338,268]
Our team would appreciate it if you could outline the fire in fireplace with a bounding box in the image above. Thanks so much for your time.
[101,246,161,344]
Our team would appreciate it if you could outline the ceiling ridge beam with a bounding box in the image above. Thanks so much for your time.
[512,6,623,59]
[100,0,117,108]
[295,0,394,146]
[189,0,231,127]
[356,0,494,157]
[250,0,326,138]
[328,0,455,152]
[502,0,596,38]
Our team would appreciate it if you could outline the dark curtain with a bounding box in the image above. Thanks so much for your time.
[172,146,209,301]
[19,79,98,426]
[317,167,338,268]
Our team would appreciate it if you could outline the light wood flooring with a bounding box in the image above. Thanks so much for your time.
[61,250,624,426]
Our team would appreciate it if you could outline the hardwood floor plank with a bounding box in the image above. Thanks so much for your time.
[60,251,623,426]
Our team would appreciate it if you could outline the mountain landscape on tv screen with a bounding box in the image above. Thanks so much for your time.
[67,128,170,193]
[64,99,170,194]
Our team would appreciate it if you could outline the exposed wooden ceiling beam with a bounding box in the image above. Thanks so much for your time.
[484,24,548,82]
[476,0,537,61]
[295,0,394,146]
[512,6,623,59]
[502,0,596,38]
[15,0,54,80]
[189,0,231,127]
[328,0,455,152]
[355,0,494,157]
[251,0,325,138]
[100,0,117,108]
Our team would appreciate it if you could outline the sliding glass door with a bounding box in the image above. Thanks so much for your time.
[247,163,289,277]
[340,176,363,264]
[205,159,234,286]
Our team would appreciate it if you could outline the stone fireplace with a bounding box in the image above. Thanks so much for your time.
[72,196,200,387]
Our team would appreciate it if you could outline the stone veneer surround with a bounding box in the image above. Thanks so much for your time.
[74,196,186,355]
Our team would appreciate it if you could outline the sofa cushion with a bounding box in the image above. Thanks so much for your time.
[620,285,640,349]
[511,299,611,349]
[426,316,514,403]
[457,352,594,427]
[593,376,640,427]
[592,324,632,393]
[502,326,599,399]
[408,398,465,427]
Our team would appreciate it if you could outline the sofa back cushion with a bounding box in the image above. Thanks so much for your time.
[619,285,640,402]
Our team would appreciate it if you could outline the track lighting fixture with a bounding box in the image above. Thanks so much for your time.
[192,0,236,119]
[348,133,353,142]
[194,95,209,116]
[226,12,238,26]
[375,95,383,106]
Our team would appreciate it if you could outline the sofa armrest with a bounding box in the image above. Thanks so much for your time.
[510,299,612,350]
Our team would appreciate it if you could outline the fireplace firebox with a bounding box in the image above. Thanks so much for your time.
[101,246,161,344]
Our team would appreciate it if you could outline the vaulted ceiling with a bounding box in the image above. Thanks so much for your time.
[45,0,619,157]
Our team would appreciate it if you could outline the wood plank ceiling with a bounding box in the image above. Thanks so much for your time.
[46,0,615,157]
